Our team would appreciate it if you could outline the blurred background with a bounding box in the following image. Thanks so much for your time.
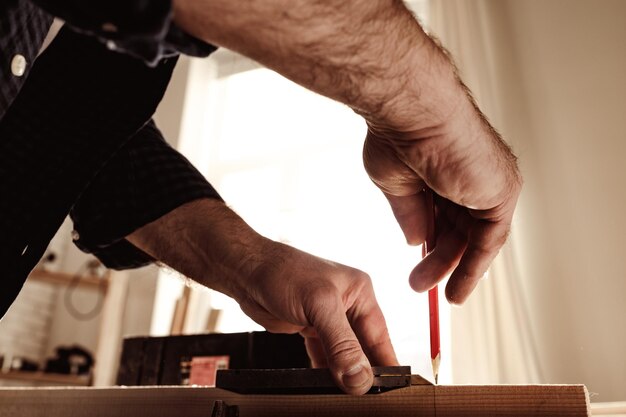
[0,0,623,404]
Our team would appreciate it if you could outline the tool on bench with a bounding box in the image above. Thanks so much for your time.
[211,400,239,417]
[216,366,413,394]
[424,189,440,384]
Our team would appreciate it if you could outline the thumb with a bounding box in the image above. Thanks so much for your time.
[383,191,429,246]
[308,291,373,395]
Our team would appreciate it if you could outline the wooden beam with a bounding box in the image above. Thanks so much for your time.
[590,401,626,416]
[28,269,109,291]
[0,370,89,386]
[0,384,589,417]
[435,385,589,416]
[93,271,129,387]
[169,285,191,335]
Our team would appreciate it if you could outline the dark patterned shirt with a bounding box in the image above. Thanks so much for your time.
[0,1,219,318]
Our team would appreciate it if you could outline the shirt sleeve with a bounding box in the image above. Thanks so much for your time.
[70,120,222,269]
[30,0,216,65]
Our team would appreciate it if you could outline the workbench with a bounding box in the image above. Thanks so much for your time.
[0,382,590,416]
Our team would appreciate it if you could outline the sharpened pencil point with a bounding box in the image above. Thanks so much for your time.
[431,353,441,385]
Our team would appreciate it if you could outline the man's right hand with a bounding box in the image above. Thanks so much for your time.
[363,78,522,304]
[172,0,522,304]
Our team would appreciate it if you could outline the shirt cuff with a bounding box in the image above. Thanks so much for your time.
[31,0,217,66]
[70,120,222,270]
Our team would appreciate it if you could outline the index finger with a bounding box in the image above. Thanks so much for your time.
[383,191,429,246]
[445,217,511,304]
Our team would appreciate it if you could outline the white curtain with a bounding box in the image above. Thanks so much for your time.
[428,0,543,384]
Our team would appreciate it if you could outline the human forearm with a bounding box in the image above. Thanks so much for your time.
[127,198,398,395]
[126,198,267,300]
[172,0,457,128]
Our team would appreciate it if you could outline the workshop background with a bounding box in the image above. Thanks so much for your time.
[0,0,623,403]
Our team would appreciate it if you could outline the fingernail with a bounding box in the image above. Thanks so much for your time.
[342,364,370,389]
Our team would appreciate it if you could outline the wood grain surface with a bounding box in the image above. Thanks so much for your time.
[0,384,590,417]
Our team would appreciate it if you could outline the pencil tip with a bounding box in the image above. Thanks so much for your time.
[431,353,441,385]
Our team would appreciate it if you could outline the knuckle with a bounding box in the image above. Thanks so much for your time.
[487,225,510,250]
[366,332,393,352]
[476,222,511,253]
[327,338,363,362]
[306,284,338,302]
[350,269,372,287]
[345,270,375,302]
[301,284,339,322]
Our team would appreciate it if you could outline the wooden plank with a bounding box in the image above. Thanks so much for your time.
[28,269,109,291]
[205,308,222,333]
[435,385,590,416]
[93,271,129,387]
[591,401,626,416]
[0,384,589,417]
[169,285,191,335]
[0,371,89,386]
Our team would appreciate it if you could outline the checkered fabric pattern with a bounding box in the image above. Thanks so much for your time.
[0,0,216,123]
[71,120,221,269]
[31,0,216,66]
[0,25,218,319]
[0,1,218,319]
[0,0,53,122]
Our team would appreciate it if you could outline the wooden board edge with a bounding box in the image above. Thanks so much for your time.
[0,384,591,417]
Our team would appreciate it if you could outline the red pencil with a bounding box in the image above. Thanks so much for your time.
[423,190,440,384]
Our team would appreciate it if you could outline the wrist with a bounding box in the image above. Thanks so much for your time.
[183,200,271,302]
[127,198,271,301]
[173,0,457,130]
[364,37,464,134]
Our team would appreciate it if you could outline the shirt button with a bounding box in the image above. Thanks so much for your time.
[11,54,27,77]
